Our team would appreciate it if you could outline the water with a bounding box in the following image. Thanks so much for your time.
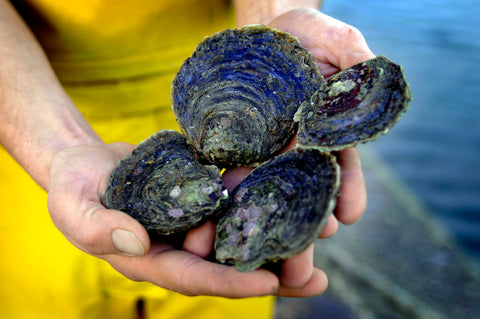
[322,0,480,260]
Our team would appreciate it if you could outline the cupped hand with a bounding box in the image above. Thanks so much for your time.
[268,6,372,231]
[47,143,318,297]
[224,7,372,296]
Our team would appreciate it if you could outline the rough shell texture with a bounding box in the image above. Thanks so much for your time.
[172,25,324,168]
[102,130,228,235]
[295,55,411,150]
[103,26,411,271]
[215,148,340,272]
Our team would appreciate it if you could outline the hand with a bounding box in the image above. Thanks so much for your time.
[47,143,289,297]
[268,8,371,226]
[223,8,371,297]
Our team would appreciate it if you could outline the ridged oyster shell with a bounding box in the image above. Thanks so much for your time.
[102,130,228,235]
[296,55,411,150]
[215,148,340,271]
[172,25,323,168]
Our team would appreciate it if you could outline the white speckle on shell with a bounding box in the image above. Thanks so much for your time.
[329,79,356,96]
[168,208,185,218]
[169,185,182,198]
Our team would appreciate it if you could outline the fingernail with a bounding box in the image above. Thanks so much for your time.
[112,229,145,256]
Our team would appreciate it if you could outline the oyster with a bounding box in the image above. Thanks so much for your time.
[102,130,228,235]
[215,148,340,272]
[103,25,411,271]
[172,26,323,168]
[295,55,411,150]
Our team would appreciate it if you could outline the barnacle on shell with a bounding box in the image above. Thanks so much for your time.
[215,148,340,272]
[172,25,324,168]
[295,55,411,150]
[102,130,228,235]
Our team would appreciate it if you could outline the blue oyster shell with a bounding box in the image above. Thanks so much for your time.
[295,55,411,150]
[172,25,324,168]
[102,130,228,235]
[103,26,411,271]
[215,148,340,272]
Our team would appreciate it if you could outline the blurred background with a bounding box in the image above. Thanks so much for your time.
[323,0,480,263]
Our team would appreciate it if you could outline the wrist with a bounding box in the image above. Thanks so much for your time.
[1,95,102,191]
[0,0,103,190]
[35,102,103,191]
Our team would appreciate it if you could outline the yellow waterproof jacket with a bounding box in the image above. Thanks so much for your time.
[0,0,274,318]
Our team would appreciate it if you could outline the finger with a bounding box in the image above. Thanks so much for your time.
[183,220,216,258]
[334,147,367,224]
[48,146,149,257]
[268,8,375,74]
[48,188,150,257]
[279,135,298,153]
[276,267,328,297]
[318,214,338,238]
[222,166,253,190]
[106,248,280,298]
[279,244,314,288]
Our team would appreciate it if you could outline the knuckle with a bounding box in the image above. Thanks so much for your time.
[343,25,364,42]
[74,208,109,254]
[78,228,103,252]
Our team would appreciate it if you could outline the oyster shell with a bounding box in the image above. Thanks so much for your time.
[295,55,411,150]
[172,25,323,168]
[102,130,228,235]
[103,25,411,272]
[215,148,340,272]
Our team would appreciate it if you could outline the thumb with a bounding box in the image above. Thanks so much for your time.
[48,187,149,257]
[47,144,149,257]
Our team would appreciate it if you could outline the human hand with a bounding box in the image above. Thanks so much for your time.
[223,7,371,296]
[47,143,296,297]
[268,7,371,227]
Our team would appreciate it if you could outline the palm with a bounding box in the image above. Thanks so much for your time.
[47,143,324,297]
[48,142,145,255]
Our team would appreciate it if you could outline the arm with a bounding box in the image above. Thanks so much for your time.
[0,0,101,189]
[0,0,146,274]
